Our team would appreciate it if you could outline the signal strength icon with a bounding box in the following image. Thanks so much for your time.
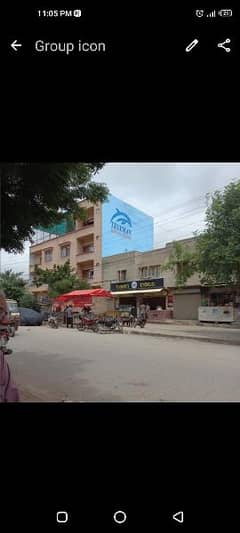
[207,10,216,17]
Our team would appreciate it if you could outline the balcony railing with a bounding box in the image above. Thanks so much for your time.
[76,248,95,256]
[80,271,94,281]
[77,219,94,230]
[83,218,94,226]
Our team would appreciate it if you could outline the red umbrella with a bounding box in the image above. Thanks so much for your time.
[54,288,113,304]
[62,289,113,298]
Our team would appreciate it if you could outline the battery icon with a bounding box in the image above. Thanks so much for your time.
[73,9,82,17]
[218,9,233,17]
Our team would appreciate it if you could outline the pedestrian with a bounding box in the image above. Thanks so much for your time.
[63,305,68,325]
[146,304,150,318]
[130,305,137,327]
[140,303,146,319]
[66,305,73,328]
[131,306,137,318]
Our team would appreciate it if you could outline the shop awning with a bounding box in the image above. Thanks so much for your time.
[61,289,113,298]
[54,288,113,303]
[111,288,168,296]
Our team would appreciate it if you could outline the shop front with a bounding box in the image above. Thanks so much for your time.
[110,279,173,322]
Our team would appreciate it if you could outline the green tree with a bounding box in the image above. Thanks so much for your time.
[0,163,108,253]
[0,269,26,302]
[162,180,240,290]
[162,241,198,288]
[33,260,90,298]
[19,291,41,312]
[196,180,240,286]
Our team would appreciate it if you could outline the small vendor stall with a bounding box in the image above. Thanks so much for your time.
[199,286,240,323]
[53,288,115,326]
[198,305,234,323]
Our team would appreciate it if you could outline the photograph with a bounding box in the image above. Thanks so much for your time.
[1,162,240,402]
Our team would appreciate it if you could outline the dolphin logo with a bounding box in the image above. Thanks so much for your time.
[111,208,132,227]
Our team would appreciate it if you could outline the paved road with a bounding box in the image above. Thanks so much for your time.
[8,326,240,402]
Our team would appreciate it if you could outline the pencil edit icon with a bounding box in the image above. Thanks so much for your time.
[185,39,199,52]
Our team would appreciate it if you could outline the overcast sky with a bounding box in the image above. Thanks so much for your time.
[1,163,239,278]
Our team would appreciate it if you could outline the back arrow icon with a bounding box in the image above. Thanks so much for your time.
[11,40,22,51]
[173,511,184,524]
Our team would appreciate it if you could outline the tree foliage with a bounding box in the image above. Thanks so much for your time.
[33,260,90,298]
[162,180,240,288]
[196,180,240,286]
[162,241,198,288]
[0,269,26,302]
[1,163,108,253]
[19,292,41,312]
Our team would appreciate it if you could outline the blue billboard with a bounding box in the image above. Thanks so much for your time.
[102,195,154,257]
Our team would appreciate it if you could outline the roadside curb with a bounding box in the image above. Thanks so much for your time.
[123,329,240,346]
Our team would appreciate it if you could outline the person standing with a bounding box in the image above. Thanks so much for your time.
[140,303,146,319]
[63,305,68,325]
[131,306,137,318]
[130,305,137,326]
[66,305,73,328]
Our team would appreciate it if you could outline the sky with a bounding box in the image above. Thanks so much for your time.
[1,163,240,279]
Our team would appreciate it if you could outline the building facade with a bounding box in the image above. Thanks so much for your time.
[102,238,202,320]
[29,195,153,302]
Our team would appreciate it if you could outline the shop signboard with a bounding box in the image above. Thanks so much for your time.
[111,278,164,292]
[198,306,234,323]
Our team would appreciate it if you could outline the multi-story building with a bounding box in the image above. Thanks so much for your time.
[29,194,154,302]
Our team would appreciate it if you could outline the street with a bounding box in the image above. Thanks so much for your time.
[7,325,240,402]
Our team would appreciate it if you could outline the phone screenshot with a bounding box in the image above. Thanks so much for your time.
[0,6,239,531]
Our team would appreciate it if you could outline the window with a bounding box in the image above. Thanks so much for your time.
[149,266,155,278]
[83,244,94,253]
[60,245,70,258]
[44,249,53,262]
[118,270,127,281]
[83,269,94,280]
[139,267,148,279]
[177,262,188,275]
[149,265,161,278]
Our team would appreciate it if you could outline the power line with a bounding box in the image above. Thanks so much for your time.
[3,203,205,268]
[2,177,237,270]
[1,210,205,270]
[29,176,240,250]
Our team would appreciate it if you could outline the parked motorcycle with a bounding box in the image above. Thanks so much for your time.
[133,316,147,329]
[77,315,100,332]
[98,316,123,333]
[48,315,59,329]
